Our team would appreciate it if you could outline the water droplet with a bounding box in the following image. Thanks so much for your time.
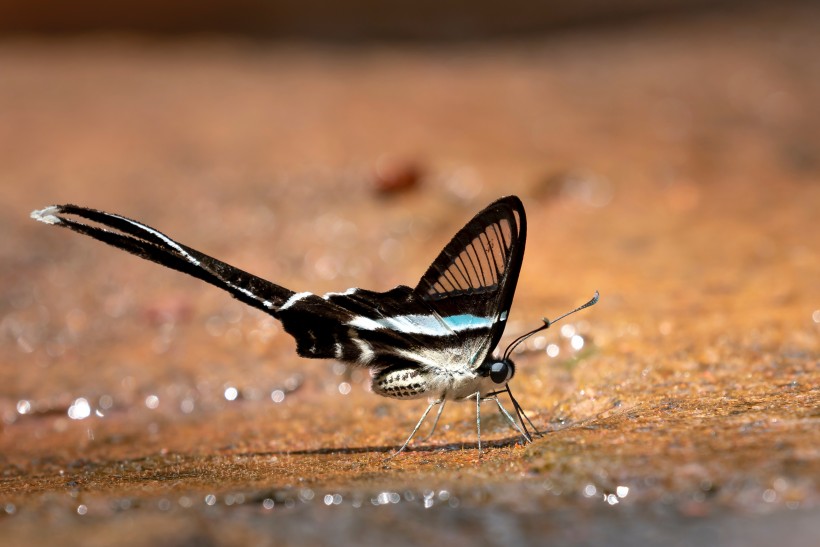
[284,375,302,391]
[583,484,597,497]
[616,486,629,498]
[546,344,560,358]
[570,334,585,351]
[338,382,351,395]
[224,387,238,401]
[560,324,576,338]
[271,390,285,403]
[16,400,31,415]
[98,395,113,410]
[77,504,88,515]
[145,395,160,410]
[180,398,195,414]
[204,494,217,506]
[262,498,275,510]
[68,398,91,420]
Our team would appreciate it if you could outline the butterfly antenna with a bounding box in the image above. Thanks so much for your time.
[502,320,550,360]
[503,290,599,360]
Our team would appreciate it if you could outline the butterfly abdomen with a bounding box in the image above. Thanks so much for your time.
[372,368,429,399]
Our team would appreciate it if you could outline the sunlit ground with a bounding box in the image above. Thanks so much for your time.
[1,3,818,545]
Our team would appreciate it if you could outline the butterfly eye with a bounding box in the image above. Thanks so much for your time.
[489,361,511,384]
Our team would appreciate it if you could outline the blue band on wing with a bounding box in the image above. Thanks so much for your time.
[442,314,495,331]
[348,313,493,336]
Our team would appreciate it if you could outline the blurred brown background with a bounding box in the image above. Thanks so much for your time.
[0,0,760,38]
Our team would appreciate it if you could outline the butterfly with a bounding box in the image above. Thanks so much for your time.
[31,196,598,455]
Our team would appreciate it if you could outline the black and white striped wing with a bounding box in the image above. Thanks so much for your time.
[31,198,527,375]
[274,196,526,370]
[30,205,295,314]
[413,195,527,364]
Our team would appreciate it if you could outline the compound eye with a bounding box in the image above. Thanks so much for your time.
[489,361,510,384]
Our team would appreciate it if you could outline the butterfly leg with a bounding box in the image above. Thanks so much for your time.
[506,385,543,438]
[491,396,532,443]
[389,398,441,458]
[475,392,482,455]
[418,400,446,442]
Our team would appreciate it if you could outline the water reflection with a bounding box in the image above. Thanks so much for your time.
[16,400,32,415]
[323,494,343,506]
[224,386,239,401]
[67,398,91,420]
[9,371,304,424]
[180,397,195,413]
[372,492,400,505]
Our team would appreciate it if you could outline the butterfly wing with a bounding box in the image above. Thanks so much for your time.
[30,205,295,314]
[413,195,527,364]
[32,199,527,376]
[275,197,526,370]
